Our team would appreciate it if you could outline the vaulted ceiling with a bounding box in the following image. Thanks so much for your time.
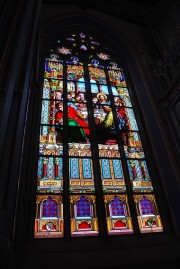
[43,0,165,27]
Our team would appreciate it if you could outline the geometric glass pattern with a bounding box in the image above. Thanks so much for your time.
[112,159,123,179]
[70,158,80,178]
[110,196,125,216]
[42,196,57,217]
[76,196,91,217]
[101,159,111,178]
[82,158,92,178]
[139,196,154,215]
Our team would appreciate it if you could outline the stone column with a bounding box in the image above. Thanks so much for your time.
[0,0,42,267]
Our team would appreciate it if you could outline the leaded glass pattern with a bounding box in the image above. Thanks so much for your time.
[44,54,63,79]
[37,156,63,193]
[127,160,152,192]
[110,196,125,216]
[42,196,57,217]
[139,196,155,215]
[69,158,94,193]
[101,159,111,178]
[76,196,91,217]
[34,31,163,239]
[70,158,80,178]
[112,159,123,179]
[100,159,125,193]
[82,158,92,178]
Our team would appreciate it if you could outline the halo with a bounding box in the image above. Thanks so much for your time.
[97,93,107,100]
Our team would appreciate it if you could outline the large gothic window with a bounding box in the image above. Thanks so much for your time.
[34,32,163,238]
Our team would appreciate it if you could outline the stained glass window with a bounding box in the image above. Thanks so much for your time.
[34,32,163,238]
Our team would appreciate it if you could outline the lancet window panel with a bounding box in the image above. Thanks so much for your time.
[44,55,63,79]
[69,157,95,193]
[123,131,145,159]
[34,195,64,238]
[127,159,153,193]
[100,159,126,193]
[70,195,99,237]
[134,195,163,233]
[37,157,63,194]
[67,62,84,81]
[104,195,133,235]
[107,66,126,87]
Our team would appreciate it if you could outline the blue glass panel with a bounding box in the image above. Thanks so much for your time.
[77,82,86,92]
[112,86,118,95]
[42,126,48,135]
[70,158,80,178]
[59,158,63,178]
[99,85,109,94]
[101,159,111,178]
[112,160,123,178]
[48,157,54,178]
[90,83,98,93]
[82,158,92,178]
[126,108,138,131]
[37,157,43,177]
[43,79,50,99]
[41,100,49,124]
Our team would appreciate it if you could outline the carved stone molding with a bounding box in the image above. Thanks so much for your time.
[154,27,180,92]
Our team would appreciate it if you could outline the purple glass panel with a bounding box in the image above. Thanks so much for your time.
[42,196,57,217]
[139,196,154,215]
[110,196,125,216]
[76,196,91,217]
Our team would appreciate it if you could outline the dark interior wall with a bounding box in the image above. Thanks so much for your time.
[0,1,180,269]
[147,0,180,167]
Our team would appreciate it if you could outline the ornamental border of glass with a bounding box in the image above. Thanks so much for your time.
[34,33,163,238]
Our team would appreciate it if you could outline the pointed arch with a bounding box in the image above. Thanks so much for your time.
[34,29,163,238]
